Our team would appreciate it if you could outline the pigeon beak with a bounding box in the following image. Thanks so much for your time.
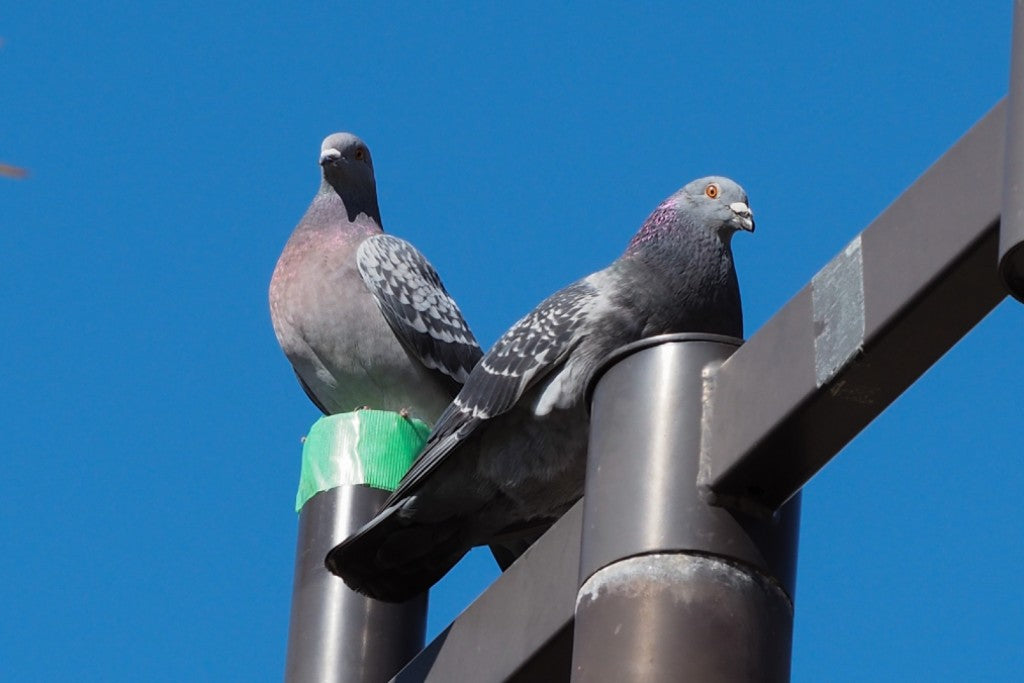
[319,149,342,166]
[729,202,755,232]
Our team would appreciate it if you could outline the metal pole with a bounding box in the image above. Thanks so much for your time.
[1000,0,1024,302]
[573,334,800,683]
[285,485,426,683]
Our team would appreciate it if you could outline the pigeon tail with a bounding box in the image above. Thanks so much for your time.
[326,504,470,603]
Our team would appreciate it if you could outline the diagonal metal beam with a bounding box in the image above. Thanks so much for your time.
[703,100,1007,512]
[394,99,1012,680]
[392,503,581,682]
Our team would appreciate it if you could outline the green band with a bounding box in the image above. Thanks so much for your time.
[295,410,430,512]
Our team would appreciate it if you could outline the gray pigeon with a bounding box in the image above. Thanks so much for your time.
[269,132,482,422]
[326,176,755,602]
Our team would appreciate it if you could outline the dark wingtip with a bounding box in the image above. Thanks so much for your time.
[326,541,455,603]
[324,506,470,603]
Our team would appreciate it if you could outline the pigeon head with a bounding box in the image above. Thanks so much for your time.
[625,175,753,257]
[318,132,382,224]
[675,175,755,236]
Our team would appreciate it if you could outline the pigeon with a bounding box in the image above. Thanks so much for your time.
[269,132,482,422]
[326,176,755,602]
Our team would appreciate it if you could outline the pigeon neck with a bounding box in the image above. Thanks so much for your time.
[625,204,681,257]
[620,207,742,337]
[623,205,736,279]
[320,177,382,226]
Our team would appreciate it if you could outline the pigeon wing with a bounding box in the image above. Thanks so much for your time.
[386,278,600,504]
[357,234,483,384]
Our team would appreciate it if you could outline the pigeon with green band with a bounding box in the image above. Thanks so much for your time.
[270,133,482,423]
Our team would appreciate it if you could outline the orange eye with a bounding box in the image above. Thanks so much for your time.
[705,183,719,199]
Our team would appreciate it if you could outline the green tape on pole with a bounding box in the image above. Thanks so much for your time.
[295,410,430,512]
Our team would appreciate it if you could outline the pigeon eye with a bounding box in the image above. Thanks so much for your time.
[354,148,366,161]
[704,183,719,199]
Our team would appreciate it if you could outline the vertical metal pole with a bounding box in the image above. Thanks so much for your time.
[1001,0,1024,302]
[285,486,426,683]
[572,334,800,683]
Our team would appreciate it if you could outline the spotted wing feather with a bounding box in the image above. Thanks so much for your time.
[357,234,483,384]
[386,279,599,504]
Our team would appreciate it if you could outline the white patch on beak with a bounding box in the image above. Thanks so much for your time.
[319,149,342,164]
[729,202,755,232]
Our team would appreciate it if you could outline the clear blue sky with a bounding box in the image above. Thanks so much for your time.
[2,3,1021,680]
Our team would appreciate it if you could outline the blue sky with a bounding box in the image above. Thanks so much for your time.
[2,3,1021,680]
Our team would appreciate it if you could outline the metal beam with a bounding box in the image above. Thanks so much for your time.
[392,503,582,682]
[703,100,1007,512]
